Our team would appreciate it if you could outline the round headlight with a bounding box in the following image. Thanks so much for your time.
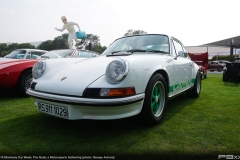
[106,59,128,84]
[32,60,46,79]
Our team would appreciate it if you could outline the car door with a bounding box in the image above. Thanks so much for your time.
[171,38,193,95]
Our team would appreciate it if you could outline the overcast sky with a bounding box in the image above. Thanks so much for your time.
[0,0,239,47]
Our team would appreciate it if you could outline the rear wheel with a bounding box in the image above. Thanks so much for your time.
[186,72,201,97]
[17,69,32,96]
[141,73,167,126]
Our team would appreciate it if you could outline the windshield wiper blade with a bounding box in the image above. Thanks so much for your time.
[41,55,50,59]
[111,51,126,54]
[127,49,146,53]
[146,50,169,54]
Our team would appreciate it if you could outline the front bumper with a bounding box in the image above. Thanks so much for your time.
[27,89,145,120]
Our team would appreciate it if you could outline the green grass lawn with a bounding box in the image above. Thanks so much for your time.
[0,74,239,159]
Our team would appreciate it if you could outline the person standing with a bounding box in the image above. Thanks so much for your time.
[55,16,81,49]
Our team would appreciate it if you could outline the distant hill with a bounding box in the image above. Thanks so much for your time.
[6,41,42,47]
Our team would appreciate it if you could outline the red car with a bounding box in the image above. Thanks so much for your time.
[188,52,208,79]
[0,58,39,96]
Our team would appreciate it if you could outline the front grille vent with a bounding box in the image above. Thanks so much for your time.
[30,82,37,90]
[82,88,101,98]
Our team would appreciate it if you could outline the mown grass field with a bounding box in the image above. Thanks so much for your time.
[0,74,239,159]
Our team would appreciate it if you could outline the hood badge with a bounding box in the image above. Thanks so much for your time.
[61,77,67,81]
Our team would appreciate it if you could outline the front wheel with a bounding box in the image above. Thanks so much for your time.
[141,73,167,126]
[186,72,201,98]
[17,69,32,96]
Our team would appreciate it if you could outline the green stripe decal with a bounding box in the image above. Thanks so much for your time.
[169,79,195,93]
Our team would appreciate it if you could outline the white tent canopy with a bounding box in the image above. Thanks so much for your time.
[185,46,230,54]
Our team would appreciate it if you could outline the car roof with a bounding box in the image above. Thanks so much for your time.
[16,49,48,52]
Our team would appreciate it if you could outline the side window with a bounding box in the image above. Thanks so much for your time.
[80,52,93,58]
[74,51,93,58]
[173,40,183,53]
[172,39,186,58]
[31,52,45,59]
[25,51,31,59]
[26,51,45,59]
[171,40,177,56]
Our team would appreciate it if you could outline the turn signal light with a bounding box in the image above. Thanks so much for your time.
[100,87,136,97]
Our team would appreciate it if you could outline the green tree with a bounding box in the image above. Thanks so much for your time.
[38,40,54,51]
[0,43,8,57]
[76,34,100,49]
[86,45,107,54]
[8,43,18,51]
[123,29,147,36]
[18,43,35,49]
[52,35,69,49]
[38,33,69,50]
[76,34,107,53]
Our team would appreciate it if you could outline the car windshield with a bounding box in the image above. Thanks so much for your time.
[41,50,74,59]
[102,35,170,55]
[5,50,26,59]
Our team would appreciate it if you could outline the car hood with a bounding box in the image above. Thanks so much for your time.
[34,56,112,96]
[0,59,39,69]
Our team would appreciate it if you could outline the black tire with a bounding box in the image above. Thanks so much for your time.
[17,69,32,96]
[186,72,201,98]
[218,67,223,72]
[140,73,167,126]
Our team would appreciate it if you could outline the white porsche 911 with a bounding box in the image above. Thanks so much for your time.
[27,34,201,125]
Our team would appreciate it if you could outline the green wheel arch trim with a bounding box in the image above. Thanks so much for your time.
[168,78,195,93]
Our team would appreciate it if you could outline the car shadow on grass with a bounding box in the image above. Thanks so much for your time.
[163,93,198,122]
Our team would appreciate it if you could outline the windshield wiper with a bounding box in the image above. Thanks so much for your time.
[41,55,50,59]
[146,50,169,54]
[127,49,146,53]
[111,51,127,54]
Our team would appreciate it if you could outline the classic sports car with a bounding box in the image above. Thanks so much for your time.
[4,49,47,59]
[0,49,97,96]
[40,49,99,59]
[27,34,201,125]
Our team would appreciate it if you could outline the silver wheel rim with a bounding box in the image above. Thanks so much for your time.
[25,74,32,90]
[196,74,201,93]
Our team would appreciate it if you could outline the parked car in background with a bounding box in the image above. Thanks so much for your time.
[188,52,208,79]
[208,61,225,72]
[40,49,99,59]
[218,60,229,66]
[231,57,240,62]
[27,34,201,126]
[0,49,98,96]
[4,49,47,59]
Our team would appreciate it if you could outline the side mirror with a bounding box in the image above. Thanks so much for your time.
[178,51,188,58]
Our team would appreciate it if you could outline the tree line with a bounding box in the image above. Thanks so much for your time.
[0,29,146,57]
[211,54,239,61]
